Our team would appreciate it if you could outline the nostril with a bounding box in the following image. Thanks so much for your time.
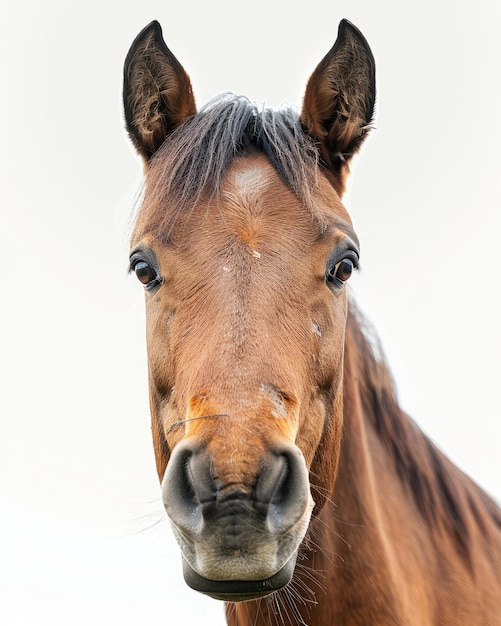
[256,446,311,533]
[270,456,291,506]
[267,457,294,529]
[163,446,204,534]
[255,455,285,515]
[180,454,198,503]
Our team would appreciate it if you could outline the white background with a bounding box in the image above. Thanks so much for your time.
[2,1,500,624]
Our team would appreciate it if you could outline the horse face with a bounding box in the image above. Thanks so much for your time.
[130,155,356,598]
[124,20,374,600]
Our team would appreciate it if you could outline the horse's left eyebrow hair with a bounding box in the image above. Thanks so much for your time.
[319,220,360,248]
[344,225,360,248]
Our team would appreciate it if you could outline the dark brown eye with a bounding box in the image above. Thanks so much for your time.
[129,249,163,291]
[326,256,357,288]
[134,260,155,284]
[134,260,157,286]
[335,258,354,282]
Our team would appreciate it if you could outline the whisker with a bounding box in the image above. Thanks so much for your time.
[114,510,168,538]
[166,413,230,434]
[127,515,167,536]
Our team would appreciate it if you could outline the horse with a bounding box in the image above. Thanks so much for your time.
[122,19,501,625]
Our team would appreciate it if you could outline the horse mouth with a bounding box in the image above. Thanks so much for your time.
[181,555,296,601]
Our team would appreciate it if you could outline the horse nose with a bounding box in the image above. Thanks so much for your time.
[162,439,312,538]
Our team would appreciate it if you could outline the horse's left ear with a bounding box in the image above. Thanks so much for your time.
[301,19,376,194]
[123,21,197,162]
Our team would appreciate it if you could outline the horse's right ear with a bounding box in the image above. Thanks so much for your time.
[123,21,196,162]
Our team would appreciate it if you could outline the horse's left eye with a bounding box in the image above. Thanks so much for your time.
[335,258,354,282]
[326,256,357,288]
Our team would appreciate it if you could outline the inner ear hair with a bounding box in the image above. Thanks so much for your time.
[123,21,196,161]
[301,20,376,177]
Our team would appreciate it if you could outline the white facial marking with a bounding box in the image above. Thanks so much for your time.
[230,165,263,190]
[312,321,322,337]
[260,383,286,418]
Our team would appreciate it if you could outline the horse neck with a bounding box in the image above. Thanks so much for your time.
[306,305,501,624]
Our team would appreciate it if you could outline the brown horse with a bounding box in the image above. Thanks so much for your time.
[123,19,501,625]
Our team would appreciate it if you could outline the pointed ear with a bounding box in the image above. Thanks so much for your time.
[123,21,197,161]
[301,20,376,193]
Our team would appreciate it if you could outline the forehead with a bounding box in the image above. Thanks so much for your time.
[225,156,354,241]
[133,153,357,249]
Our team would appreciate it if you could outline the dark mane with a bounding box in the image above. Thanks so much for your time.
[347,301,501,558]
[142,94,320,234]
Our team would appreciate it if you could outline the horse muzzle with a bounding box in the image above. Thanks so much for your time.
[162,438,314,600]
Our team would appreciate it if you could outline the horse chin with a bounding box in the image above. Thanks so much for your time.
[181,554,296,601]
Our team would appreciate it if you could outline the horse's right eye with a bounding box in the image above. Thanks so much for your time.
[129,251,163,291]
[134,260,156,285]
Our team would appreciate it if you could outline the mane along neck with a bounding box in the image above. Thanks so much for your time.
[343,300,501,560]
